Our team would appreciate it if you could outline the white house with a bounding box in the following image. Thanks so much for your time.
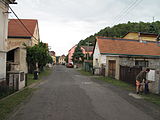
[0,0,16,83]
[93,37,111,75]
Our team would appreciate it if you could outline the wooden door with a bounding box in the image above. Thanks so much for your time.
[108,60,116,78]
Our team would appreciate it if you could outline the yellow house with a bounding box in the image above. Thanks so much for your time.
[123,32,158,42]
[58,55,66,64]
[49,51,56,64]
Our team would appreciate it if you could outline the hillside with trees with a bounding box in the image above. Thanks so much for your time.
[79,21,160,46]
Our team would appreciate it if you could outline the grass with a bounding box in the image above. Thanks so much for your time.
[78,69,160,106]
[142,93,160,106]
[0,88,35,120]
[97,76,135,91]
[27,68,52,86]
[0,67,52,120]
[77,69,93,76]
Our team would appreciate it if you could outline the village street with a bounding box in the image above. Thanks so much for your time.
[8,65,159,120]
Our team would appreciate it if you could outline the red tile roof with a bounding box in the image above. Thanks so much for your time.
[50,51,56,56]
[8,19,38,38]
[96,37,160,57]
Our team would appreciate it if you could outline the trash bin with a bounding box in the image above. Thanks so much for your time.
[34,70,39,80]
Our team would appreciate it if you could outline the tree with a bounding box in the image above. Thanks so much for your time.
[26,42,53,73]
[78,21,160,46]
[72,45,84,64]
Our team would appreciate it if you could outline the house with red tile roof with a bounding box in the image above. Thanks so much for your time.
[68,45,94,64]
[6,19,40,90]
[7,19,40,72]
[93,36,160,94]
[7,19,40,51]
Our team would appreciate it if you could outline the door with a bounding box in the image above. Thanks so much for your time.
[108,60,116,78]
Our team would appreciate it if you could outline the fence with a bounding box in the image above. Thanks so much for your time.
[0,71,25,99]
[83,60,93,73]
[0,78,16,99]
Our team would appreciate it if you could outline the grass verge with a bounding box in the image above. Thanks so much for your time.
[0,88,35,120]
[27,68,52,86]
[78,69,160,106]
[77,69,93,76]
[0,68,52,120]
[97,76,135,91]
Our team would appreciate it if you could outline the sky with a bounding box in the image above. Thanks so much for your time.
[10,0,160,56]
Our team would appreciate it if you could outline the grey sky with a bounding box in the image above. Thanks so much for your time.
[11,0,160,55]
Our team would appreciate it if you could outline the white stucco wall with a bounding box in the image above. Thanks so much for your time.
[0,2,9,80]
[93,42,106,67]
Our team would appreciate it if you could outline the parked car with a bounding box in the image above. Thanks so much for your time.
[66,63,74,68]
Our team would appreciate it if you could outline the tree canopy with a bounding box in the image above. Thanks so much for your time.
[72,45,84,64]
[26,42,53,73]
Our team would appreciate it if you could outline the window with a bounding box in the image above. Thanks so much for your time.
[135,60,148,67]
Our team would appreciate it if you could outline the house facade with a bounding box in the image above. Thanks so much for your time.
[123,32,158,42]
[93,36,160,94]
[50,51,56,64]
[68,45,77,64]
[0,0,16,83]
[68,45,94,64]
[6,19,40,90]
[58,55,66,64]
[7,19,40,73]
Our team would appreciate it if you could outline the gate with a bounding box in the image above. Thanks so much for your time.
[120,66,142,85]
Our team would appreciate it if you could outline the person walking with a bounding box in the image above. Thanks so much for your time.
[136,68,150,94]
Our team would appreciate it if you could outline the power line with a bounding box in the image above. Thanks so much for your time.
[1,0,39,41]
[111,0,143,26]
[112,0,138,22]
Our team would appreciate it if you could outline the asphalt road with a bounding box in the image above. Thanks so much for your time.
[9,65,157,120]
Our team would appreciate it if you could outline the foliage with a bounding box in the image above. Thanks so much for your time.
[72,44,84,63]
[79,21,160,45]
[26,42,53,73]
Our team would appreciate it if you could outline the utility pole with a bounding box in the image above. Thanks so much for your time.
[86,42,91,60]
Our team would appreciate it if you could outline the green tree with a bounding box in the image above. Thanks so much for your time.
[72,45,84,64]
[26,42,53,73]
[78,21,160,46]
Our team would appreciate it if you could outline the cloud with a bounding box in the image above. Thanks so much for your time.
[10,0,160,55]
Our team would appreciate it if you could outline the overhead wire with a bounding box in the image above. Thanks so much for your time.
[111,0,143,26]
[1,0,39,41]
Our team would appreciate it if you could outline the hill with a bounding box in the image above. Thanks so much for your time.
[79,21,160,46]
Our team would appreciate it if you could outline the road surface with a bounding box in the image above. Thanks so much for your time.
[9,65,159,120]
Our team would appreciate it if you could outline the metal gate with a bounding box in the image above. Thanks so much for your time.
[120,66,142,85]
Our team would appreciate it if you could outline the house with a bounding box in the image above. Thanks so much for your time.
[7,19,40,72]
[94,36,160,94]
[68,45,94,64]
[123,32,158,42]
[6,19,40,90]
[0,0,16,84]
[68,45,77,64]
[58,55,66,64]
[50,51,56,64]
